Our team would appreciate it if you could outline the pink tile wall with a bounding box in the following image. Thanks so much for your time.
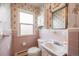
[68,31,79,56]
[39,29,68,45]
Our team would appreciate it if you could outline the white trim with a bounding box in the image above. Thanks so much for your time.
[17,9,35,36]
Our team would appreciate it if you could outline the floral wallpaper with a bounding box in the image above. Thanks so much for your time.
[11,3,40,35]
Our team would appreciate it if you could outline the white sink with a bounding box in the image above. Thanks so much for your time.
[41,42,68,56]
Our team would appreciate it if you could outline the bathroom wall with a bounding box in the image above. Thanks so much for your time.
[68,29,79,56]
[68,3,79,28]
[0,4,12,56]
[39,29,68,45]
[11,4,40,55]
[68,3,79,55]
[44,4,52,28]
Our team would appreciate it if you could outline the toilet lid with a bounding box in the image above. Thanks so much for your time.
[28,47,41,53]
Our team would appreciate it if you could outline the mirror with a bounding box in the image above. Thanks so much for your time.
[51,4,68,29]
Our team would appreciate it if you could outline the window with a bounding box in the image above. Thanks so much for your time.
[20,11,34,35]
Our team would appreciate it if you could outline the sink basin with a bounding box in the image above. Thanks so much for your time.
[41,42,68,56]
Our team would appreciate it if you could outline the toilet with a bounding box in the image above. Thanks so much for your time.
[27,47,41,56]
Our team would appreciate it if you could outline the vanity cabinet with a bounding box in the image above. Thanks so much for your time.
[38,40,53,56]
[38,40,51,56]
[41,48,51,56]
[40,46,56,56]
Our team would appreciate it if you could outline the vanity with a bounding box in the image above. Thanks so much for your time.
[38,39,68,56]
[38,29,68,56]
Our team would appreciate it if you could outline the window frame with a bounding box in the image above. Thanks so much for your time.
[18,9,35,36]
